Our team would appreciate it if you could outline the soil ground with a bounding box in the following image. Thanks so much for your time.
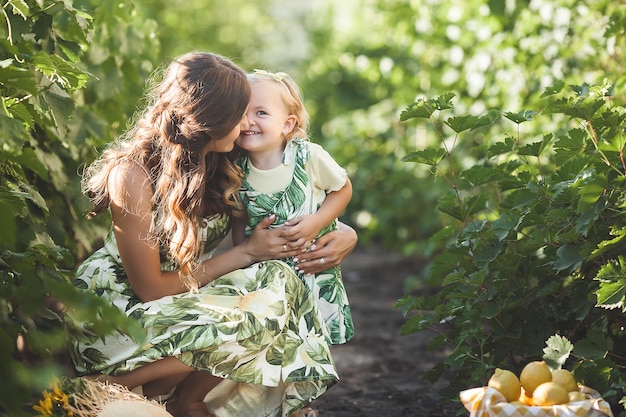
[310,246,463,417]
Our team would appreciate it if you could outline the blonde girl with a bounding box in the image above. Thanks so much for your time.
[233,69,354,348]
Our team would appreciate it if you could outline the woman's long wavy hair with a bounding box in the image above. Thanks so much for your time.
[82,52,250,290]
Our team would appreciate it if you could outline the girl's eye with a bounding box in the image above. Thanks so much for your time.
[257,110,267,116]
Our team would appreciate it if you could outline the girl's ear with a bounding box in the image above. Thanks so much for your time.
[283,115,297,135]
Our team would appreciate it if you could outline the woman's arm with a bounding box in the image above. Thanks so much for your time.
[110,164,291,302]
[231,213,248,246]
[292,221,357,275]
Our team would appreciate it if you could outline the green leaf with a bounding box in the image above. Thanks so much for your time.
[576,173,607,211]
[471,110,500,130]
[32,52,90,90]
[7,0,29,19]
[553,243,582,273]
[503,110,537,124]
[554,128,587,165]
[0,201,17,249]
[542,335,574,369]
[438,193,463,221]
[400,99,436,121]
[491,212,522,240]
[433,92,456,110]
[402,148,447,166]
[0,61,39,95]
[518,134,553,157]
[547,91,606,120]
[595,281,626,311]
[594,258,626,311]
[540,80,566,97]
[0,113,27,147]
[40,86,75,135]
[572,328,612,360]
[445,115,478,133]
[501,189,538,210]
[461,165,500,186]
[400,92,456,121]
[590,227,626,260]
[12,148,49,180]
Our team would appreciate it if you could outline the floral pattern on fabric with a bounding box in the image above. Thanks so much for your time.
[68,214,338,417]
[238,139,354,344]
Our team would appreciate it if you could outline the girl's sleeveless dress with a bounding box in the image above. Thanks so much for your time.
[238,139,354,345]
[68,214,338,417]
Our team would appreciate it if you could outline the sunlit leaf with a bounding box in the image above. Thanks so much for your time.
[504,110,537,124]
[400,99,437,121]
[543,335,573,369]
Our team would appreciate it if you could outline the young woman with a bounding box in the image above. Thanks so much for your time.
[68,52,357,417]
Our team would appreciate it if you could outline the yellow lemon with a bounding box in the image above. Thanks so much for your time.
[568,391,587,402]
[520,360,552,396]
[551,368,578,393]
[519,387,534,406]
[533,382,569,406]
[488,368,521,402]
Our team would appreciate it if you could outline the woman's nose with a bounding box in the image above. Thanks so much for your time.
[241,114,250,129]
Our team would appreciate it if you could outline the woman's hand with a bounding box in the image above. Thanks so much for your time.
[292,222,357,274]
[244,215,296,261]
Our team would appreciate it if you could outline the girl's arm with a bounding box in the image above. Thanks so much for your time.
[110,164,289,302]
[282,178,353,247]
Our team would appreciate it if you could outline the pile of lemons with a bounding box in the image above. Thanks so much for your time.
[488,361,587,406]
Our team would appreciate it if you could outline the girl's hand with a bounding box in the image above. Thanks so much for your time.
[281,214,324,249]
[293,222,357,274]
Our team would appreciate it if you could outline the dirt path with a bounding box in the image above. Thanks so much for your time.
[311,246,461,417]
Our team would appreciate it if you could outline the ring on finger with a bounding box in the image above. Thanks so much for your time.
[282,244,287,252]
[319,257,325,265]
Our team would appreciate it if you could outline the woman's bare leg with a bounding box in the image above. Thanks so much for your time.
[142,372,189,399]
[166,371,222,417]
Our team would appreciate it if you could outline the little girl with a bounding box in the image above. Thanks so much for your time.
[233,69,354,345]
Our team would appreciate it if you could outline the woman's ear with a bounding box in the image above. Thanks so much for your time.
[283,115,297,135]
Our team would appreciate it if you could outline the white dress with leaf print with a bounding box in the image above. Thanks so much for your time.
[238,138,354,345]
[68,214,338,417]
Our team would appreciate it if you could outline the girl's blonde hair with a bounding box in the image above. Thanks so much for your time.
[248,69,309,141]
[82,52,250,290]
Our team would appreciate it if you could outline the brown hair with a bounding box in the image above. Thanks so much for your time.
[82,52,250,290]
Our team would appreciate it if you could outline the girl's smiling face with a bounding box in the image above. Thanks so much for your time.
[236,80,296,156]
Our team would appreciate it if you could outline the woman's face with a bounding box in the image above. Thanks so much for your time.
[203,112,250,154]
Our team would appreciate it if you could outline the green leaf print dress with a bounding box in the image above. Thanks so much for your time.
[68,214,338,417]
[238,138,354,345]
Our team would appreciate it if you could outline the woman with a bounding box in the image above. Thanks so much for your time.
[68,51,357,417]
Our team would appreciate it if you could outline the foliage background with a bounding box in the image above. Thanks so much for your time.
[0,0,624,415]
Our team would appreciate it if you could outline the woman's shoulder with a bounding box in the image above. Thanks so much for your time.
[108,161,153,207]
